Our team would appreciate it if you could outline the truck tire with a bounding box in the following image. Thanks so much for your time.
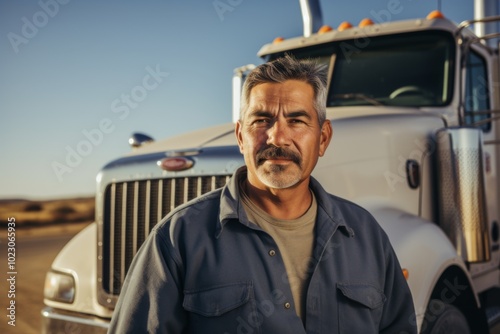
[421,300,471,334]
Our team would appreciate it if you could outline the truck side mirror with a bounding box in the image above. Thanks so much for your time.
[128,132,154,149]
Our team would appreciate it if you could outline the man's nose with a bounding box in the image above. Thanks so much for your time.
[266,119,290,147]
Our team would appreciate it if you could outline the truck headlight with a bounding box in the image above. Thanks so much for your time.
[44,270,75,303]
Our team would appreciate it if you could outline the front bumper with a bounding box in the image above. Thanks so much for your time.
[41,307,109,334]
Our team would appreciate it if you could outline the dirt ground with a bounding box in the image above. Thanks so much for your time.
[0,221,91,334]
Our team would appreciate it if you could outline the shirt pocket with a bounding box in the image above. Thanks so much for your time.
[336,282,386,333]
[183,281,260,333]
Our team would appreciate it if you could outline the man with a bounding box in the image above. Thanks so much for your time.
[109,55,417,333]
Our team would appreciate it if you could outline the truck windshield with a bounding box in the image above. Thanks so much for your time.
[270,31,455,108]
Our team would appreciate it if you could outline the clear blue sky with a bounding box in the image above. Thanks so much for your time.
[0,0,473,200]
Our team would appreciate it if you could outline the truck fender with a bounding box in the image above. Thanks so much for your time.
[367,207,482,332]
[44,222,113,319]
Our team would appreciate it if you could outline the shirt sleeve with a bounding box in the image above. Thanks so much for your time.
[107,227,186,334]
[379,240,418,334]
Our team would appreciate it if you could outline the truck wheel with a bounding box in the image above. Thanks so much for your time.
[422,300,470,334]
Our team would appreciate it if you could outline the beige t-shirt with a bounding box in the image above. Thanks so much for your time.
[240,183,317,321]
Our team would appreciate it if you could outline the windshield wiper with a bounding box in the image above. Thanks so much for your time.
[333,93,385,106]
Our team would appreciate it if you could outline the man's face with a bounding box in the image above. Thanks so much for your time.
[236,80,332,190]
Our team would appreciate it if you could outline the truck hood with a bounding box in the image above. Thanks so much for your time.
[126,123,237,156]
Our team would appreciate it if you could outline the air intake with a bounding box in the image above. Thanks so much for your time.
[436,127,491,263]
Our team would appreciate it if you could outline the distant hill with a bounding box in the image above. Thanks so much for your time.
[0,197,95,227]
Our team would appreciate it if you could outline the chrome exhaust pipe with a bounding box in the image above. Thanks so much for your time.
[299,0,323,37]
[474,0,500,47]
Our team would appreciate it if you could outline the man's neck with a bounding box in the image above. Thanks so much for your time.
[243,178,312,220]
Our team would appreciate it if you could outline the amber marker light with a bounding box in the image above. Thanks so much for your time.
[402,268,409,280]
[358,18,374,28]
[318,25,333,34]
[427,10,445,20]
[273,37,285,44]
[337,21,353,31]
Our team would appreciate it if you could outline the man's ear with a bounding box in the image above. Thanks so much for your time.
[319,120,333,157]
[235,120,245,154]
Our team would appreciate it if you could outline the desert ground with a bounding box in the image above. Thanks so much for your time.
[0,197,94,228]
[0,197,94,333]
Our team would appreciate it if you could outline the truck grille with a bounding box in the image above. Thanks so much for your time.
[102,175,231,296]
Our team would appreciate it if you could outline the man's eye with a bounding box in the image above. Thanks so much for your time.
[289,119,305,124]
[253,119,269,124]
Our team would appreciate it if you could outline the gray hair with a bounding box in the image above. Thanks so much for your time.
[240,55,328,125]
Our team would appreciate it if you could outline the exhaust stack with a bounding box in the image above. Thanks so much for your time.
[299,0,323,37]
[474,0,500,47]
[232,64,256,123]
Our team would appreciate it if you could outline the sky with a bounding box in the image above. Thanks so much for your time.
[0,0,474,200]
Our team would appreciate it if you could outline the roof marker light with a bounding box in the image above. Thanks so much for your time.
[318,25,333,34]
[427,10,445,20]
[337,21,353,31]
[273,37,285,44]
[358,18,374,27]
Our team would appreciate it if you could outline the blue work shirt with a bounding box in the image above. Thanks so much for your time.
[109,167,417,333]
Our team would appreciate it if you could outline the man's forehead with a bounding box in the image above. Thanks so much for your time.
[248,81,314,105]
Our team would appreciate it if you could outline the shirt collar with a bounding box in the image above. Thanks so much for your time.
[216,166,354,238]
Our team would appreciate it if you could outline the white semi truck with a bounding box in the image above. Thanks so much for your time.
[42,1,500,333]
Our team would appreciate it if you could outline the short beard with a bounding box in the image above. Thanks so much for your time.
[255,146,302,189]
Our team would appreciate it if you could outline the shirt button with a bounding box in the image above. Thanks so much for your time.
[284,302,291,309]
[268,249,276,256]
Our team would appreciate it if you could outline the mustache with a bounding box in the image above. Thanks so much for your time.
[256,146,301,166]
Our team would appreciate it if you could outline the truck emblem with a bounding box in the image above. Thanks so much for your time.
[158,157,194,171]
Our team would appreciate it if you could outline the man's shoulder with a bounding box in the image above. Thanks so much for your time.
[326,192,373,218]
[319,191,388,236]
[310,177,374,222]
[153,188,223,235]
[317,188,374,221]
